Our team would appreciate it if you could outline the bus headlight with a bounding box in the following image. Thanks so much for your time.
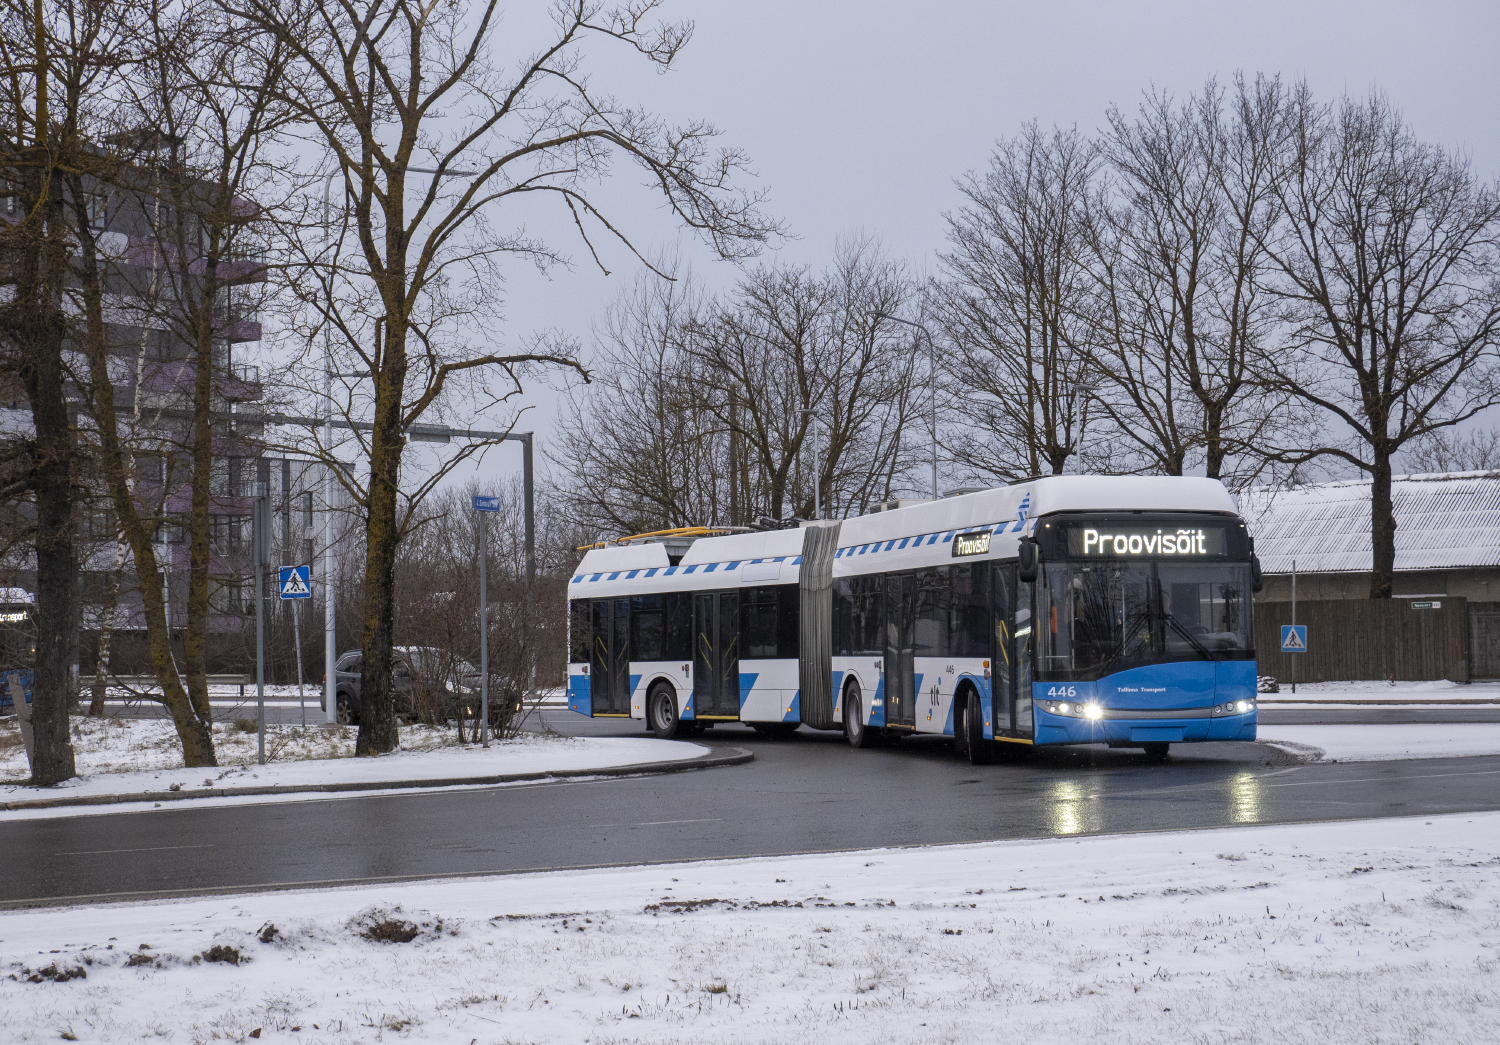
[1083,704,1103,720]
[1237,700,1253,713]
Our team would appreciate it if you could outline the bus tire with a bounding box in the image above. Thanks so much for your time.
[648,684,682,740]
[1143,742,1170,761]
[843,682,879,749]
[960,689,993,765]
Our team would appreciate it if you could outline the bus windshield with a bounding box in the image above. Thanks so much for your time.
[1037,560,1252,679]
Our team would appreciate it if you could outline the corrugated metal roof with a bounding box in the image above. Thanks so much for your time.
[1241,471,1500,574]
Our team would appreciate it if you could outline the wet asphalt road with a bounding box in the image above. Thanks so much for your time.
[3,710,1499,908]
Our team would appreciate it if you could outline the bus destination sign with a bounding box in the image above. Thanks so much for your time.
[1068,526,1226,558]
[952,530,992,557]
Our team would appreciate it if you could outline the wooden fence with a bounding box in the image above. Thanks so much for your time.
[1253,598,1469,684]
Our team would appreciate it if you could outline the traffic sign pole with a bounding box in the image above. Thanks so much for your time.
[473,495,500,747]
[480,509,489,747]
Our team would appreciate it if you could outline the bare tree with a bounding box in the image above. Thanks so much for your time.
[1084,78,1289,481]
[0,0,140,783]
[554,267,723,537]
[1403,427,1500,473]
[690,241,924,521]
[558,241,923,535]
[229,0,778,755]
[937,123,1098,482]
[1258,89,1500,597]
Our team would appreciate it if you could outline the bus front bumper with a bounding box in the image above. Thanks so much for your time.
[1032,704,1257,746]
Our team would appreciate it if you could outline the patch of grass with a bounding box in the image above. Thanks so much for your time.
[200,944,243,965]
[363,919,421,944]
[233,718,259,734]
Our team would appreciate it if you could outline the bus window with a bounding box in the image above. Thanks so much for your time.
[833,577,854,656]
[664,592,692,661]
[915,567,950,656]
[739,585,800,660]
[631,593,664,661]
[778,584,800,658]
[569,599,590,664]
[949,563,991,658]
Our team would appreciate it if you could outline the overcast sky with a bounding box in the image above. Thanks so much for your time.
[425,0,1500,491]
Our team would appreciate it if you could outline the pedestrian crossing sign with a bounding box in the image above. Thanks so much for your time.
[1280,624,1307,653]
[278,565,312,599]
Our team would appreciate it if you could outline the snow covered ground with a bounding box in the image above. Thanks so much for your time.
[1260,723,1500,762]
[1,812,1495,1044]
[0,716,711,816]
[1259,679,1500,701]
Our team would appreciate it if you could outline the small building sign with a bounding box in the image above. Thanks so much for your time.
[1411,600,1442,610]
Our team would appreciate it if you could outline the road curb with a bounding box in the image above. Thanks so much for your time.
[1,746,755,812]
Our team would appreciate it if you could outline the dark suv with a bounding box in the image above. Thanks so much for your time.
[330,646,482,725]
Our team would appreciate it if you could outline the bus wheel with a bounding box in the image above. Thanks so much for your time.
[648,684,682,740]
[1143,742,1170,761]
[844,683,879,749]
[961,691,993,765]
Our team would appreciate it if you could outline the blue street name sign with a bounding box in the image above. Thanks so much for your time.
[473,495,501,512]
[1281,624,1307,653]
[278,565,312,600]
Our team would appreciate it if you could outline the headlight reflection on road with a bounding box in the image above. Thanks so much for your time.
[1229,771,1265,824]
[1046,779,1094,836]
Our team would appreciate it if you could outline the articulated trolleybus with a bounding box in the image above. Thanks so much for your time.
[567,475,1262,761]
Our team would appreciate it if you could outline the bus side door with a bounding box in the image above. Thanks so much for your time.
[992,564,1035,737]
[883,572,916,727]
[590,597,631,715]
[694,591,741,717]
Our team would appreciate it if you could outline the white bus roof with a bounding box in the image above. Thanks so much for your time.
[569,476,1238,598]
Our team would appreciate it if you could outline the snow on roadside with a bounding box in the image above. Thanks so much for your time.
[1261,679,1500,699]
[0,716,462,784]
[1260,722,1500,762]
[1,715,709,812]
[2,813,1495,1044]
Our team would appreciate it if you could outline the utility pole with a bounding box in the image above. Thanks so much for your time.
[1291,558,1298,695]
[321,171,338,726]
[253,480,270,764]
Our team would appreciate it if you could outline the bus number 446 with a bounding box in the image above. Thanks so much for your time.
[1046,685,1078,698]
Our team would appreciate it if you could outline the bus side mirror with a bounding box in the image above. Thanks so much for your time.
[1018,537,1040,583]
[1251,554,1264,594]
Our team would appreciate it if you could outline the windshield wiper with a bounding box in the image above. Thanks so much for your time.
[1162,612,1219,661]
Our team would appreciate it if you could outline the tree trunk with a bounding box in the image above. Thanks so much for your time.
[10,161,78,786]
[72,207,216,767]
[355,327,406,756]
[1369,452,1396,599]
[19,269,78,785]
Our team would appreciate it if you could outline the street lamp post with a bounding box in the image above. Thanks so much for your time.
[876,313,939,500]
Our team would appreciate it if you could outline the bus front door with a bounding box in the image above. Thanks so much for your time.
[694,592,741,718]
[590,597,631,715]
[883,572,916,728]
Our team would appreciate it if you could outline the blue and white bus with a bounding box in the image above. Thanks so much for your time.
[567,476,1261,760]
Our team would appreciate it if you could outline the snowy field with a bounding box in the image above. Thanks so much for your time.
[0,716,712,815]
[1,812,1495,1044]
[1261,723,1500,762]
